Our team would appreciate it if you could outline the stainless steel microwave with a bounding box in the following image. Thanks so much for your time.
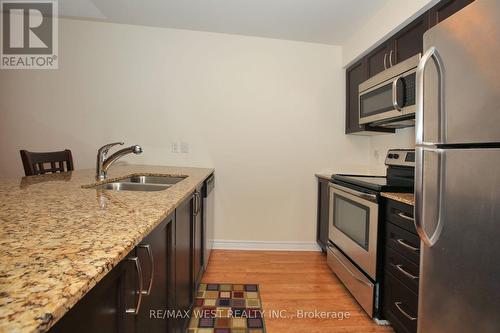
[358,53,421,128]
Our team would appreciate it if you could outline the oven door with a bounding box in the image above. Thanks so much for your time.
[328,183,379,280]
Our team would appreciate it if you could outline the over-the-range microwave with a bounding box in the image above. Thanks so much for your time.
[358,53,421,128]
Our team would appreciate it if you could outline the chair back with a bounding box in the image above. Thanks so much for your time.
[20,149,74,176]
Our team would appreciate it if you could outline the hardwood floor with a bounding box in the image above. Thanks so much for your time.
[202,250,394,333]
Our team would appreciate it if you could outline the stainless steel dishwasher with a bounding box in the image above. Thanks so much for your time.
[202,174,215,268]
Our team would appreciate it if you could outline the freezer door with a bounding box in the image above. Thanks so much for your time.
[415,148,500,333]
[417,0,500,145]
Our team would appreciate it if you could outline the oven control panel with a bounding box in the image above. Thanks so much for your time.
[385,149,415,167]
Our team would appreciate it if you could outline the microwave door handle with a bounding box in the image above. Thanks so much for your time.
[392,77,402,111]
[416,46,445,145]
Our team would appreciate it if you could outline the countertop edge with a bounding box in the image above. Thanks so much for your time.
[381,192,415,206]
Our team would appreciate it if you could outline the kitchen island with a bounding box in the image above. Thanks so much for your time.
[0,165,214,333]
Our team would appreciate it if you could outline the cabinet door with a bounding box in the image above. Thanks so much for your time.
[136,215,175,333]
[366,42,391,77]
[49,253,134,333]
[428,0,474,27]
[316,178,329,252]
[345,60,366,134]
[192,189,203,289]
[175,194,194,333]
[392,14,428,64]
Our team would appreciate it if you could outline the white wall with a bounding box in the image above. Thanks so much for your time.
[0,19,372,245]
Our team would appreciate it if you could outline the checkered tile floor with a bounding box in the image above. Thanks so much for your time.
[188,283,266,333]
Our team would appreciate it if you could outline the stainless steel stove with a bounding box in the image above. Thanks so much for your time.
[326,149,414,319]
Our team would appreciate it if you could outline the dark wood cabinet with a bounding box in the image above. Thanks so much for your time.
[192,188,203,289]
[345,0,473,134]
[316,177,330,252]
[392,14,428,64]
[366,42,392,77]
[175,194,194,333]
[49,250,136,333]
[382,199,420,333]
[136,215,175,333]
[428,0,474,27]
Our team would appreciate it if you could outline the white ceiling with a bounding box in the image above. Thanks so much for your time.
[58,0,388,45]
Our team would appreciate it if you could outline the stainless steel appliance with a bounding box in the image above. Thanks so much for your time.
[359,54,420,128]
[202,174,215,268]
[415,1,500,332]
[328,150,415,318]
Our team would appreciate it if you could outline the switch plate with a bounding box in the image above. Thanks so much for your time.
[180,142,189,153]
[172,142,180,153]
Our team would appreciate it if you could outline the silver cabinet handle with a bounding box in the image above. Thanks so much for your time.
[396,239,419,252]
[395,264,419,280]
[383,53,388,70]
[392,77,402,111]
[328,244,372,287]
[416,46,445,145]
[395,302,417,321]
[397,212,413,221]
[138,244,154,295]
[389,50,394,67]
[126,257,143,315]
[193,191,201,216]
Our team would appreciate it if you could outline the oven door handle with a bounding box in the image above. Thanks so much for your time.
[330,183,377,202]
[327,243,372,287]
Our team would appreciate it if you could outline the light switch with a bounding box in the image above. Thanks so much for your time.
[172,142,180,153]
[181,142,189,153]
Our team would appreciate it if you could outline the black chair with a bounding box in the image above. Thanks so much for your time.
[20,149,74,176]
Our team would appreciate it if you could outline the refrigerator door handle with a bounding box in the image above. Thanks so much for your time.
[414,147,445,247]
[416,46,445,145]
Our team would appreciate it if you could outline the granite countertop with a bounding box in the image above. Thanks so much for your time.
[381,192,415,206]
[0,165,214,333]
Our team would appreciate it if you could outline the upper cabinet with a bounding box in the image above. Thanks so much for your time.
[428,0,474,27]
[391,14,428,64]
[345,0,474,135]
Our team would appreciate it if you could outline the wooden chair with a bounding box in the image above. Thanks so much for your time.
[20,149,74,176]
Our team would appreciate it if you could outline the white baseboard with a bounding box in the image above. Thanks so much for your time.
[212,240,321,251]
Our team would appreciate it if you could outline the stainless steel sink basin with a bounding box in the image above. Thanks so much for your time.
[125,175,187,185]
[89,174,187,192]
[93,182,170,191]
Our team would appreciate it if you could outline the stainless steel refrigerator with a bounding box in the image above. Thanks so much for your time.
[415,0,500,332]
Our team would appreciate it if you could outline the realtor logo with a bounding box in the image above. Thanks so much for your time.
[1,0,58,69]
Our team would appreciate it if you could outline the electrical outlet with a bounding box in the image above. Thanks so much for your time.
[180,142,189,153]
[171,142,180,153]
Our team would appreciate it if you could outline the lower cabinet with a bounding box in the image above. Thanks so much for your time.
[49,249,140,333]
[316,177,330,252]
[382,199,420,333]
[174,194,194,333]
[49,185,209,333]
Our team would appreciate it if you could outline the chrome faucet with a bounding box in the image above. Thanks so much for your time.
[96,142,143,181]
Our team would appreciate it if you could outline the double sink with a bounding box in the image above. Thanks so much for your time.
[92,175,187,192]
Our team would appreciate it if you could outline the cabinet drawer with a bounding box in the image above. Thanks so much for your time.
[384,247,419,294]
[383,272,418,333]
[386,222,420,265]
[386,199,416,234]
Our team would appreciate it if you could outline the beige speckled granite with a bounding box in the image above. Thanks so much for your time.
[0,165,213,333]
[315,173,332,181]
[381,192,415,206]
